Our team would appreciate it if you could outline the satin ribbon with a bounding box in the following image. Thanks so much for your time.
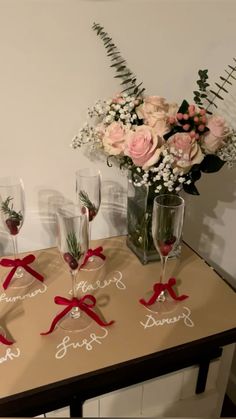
[140,277,188,306]
[41,294,114,335]
[80,246,106,269]
[0,254,44,290]
[0,334,14,345]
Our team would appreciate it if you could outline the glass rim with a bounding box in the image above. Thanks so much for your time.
[153,194,185,208]
[0,177,24,188]
[56,204,88,218]
[76,168,101,178]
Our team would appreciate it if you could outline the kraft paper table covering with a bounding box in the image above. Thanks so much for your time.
[0,236,235,399]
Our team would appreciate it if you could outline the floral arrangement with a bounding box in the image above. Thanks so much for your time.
[72,23,236,197]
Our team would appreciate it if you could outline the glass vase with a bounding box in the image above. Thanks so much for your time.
[126,171,181,264]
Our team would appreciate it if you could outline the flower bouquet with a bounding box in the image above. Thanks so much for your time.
[72,23,236,264]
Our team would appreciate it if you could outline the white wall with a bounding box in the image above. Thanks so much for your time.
[0,0,235,402]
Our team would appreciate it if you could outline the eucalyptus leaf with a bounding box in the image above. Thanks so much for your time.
[200,155,225,173]
[183,183,200,195]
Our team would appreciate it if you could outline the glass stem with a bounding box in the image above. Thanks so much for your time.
[160,255,168,284]
[12,235,18,260]
[71,270,77,299]
[70,270,78,318]
[88,222,94,261]
[88,222,92,246]
[12,236,23,278]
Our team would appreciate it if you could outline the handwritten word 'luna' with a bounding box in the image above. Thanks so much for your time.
[55,327,109,359]
[0,347,21,364]
[69,271,126,295]
[140,306,194,329]
[0,282,48,303]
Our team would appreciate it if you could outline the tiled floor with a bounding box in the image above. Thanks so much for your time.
[35,392,236,418]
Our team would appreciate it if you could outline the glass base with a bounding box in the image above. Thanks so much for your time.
[58,309,93,332]
[80,256,105,272]
[1,268,35,289]
[145,293,178,314]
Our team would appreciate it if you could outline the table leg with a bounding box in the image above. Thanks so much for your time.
[70,395,84,417]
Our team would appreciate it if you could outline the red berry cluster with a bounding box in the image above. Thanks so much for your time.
[6,218,20,235]
[63,253,78,270]
[169,105,208,140]
[158,236,176,257]
[81,206,97,222]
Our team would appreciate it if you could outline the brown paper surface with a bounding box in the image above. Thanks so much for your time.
[0,236,235,399]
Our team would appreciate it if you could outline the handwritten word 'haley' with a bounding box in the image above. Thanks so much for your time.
[140,306,194,329]
[55,327,108,359]
[0,282,48,303]
[69,271,126,296]
[0,347,21,364]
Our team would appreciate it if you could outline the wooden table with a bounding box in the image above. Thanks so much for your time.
[0,236,235,417]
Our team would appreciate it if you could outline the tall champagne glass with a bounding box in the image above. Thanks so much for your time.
[152,194,185,303]
[0,176,33,288]
[76,168,103,270]
[56,203,91,332]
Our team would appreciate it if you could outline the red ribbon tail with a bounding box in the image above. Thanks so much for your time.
[139,283,163,307]
[168,288,189,301]
[95,246,106,261]
[167,277,189,301]
[40,306,71,335]
[80,304,114,327]
[24,265,44,282]
[0,334,14,345]
[3,267,17,290]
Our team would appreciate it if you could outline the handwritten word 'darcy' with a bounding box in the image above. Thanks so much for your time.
[140,306,194,329]
[55,327,109,359]
[0,282,48,303]
[0,347,21,364]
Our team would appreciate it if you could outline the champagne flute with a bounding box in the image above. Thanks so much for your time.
[152,194,185,304]
[76,168,103,270]
[0,176,34,288]
[56,203,91,332]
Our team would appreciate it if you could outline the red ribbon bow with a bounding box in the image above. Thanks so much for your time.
[0,254,44,290]
[80,246,106,269]
[0,334,14,346]
[140,277,188,307]
[41,294,114,335]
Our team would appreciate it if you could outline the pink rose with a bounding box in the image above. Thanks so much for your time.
[136,96,178,136]
[102,121,127,155]
[167,132,204,173]
[201,115,230,154]
[124,125,164,170]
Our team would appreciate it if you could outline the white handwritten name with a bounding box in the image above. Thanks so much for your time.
[69,271,126,296]
[55,327,109,359]
[0,347,21,364]
[140,306,194,329]
[0,282,48,303]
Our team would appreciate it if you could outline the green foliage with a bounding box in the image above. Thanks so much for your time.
[183,155,225,195]
[92,23,145,97]
[200,154,225,173]
[0,196,23,222]
[194,59,236,114]
[193,69,211,113]
[79,190,97,212]
[66,232,81,260]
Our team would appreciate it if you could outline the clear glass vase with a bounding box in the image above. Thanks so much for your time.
[126,171,181,264]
